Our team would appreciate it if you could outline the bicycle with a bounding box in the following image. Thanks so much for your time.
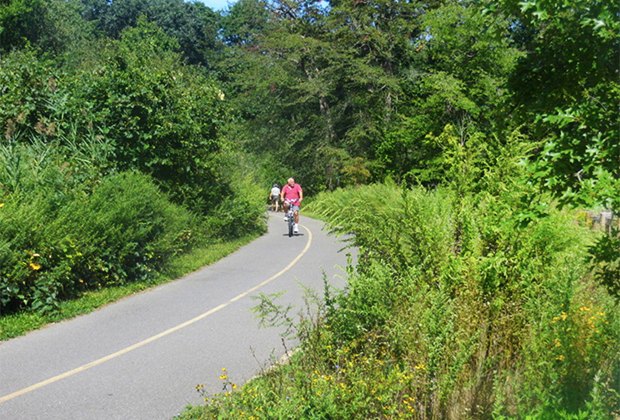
[283,199,299,237]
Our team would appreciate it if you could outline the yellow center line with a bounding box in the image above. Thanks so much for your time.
[0,225,313,405]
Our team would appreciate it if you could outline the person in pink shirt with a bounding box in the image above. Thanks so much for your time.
[280,177,303,234]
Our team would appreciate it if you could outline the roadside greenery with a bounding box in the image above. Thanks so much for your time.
[0,232,260,341]
[184,182,619,418]
[1,0,618,416]
[0,2,267,320]
[0,119,265,318]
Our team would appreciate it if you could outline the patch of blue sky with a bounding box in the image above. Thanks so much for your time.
[193,0,236,12]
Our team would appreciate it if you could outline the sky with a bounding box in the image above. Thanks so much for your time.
[194,0,236,12]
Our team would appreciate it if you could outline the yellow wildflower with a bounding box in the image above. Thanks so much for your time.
[579,306,590,312]
[404,396,416,414]
[29,262,41,271]
[0,203,4,208]
[556,354,565,362]
[552,312,568,323]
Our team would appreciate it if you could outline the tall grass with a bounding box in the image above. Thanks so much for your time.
[182,183,619,418]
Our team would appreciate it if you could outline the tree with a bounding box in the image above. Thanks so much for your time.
[0,0,93,55]
[0,0,46,52]
[499,0,619,208]
[80,0,221,66]
[219,0,422,191]
[63,18,230,211]
[221,0,271,46]
[492,0,620,300]
[373,1,521,185]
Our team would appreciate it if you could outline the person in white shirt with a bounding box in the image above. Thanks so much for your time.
[269,183,281,212]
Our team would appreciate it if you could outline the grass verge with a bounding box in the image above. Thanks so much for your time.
[0,233,261,341]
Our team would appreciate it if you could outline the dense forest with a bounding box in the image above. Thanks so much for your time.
[1,0,618,417]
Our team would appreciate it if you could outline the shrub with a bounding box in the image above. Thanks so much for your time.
[0,48,61,141]
[0,171,195,315]
[63,18,230,213]
[204,176,267,240]
[1,20,233,215]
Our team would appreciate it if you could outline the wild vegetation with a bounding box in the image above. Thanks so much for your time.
[1,0,618,417]
[0,1,266,317]
[181,182,619,418]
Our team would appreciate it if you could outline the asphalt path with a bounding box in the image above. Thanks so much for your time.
[0,213,354,419]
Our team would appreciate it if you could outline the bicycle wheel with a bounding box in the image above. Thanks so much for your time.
[288,219,294,237]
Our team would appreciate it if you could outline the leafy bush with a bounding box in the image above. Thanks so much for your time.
[63,18,230,212]
[1,19,232,214]
[0,25,267,316]
[0,171,196,315]
[0,48,62,141]
[0,0,47,52]
[204,176,267,240]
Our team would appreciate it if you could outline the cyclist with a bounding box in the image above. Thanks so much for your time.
[269,183,281,212]
[280,177,303,234]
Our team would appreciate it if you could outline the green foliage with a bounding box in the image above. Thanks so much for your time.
[187,183,619,418]
[0,132,202,316]
[0,0,46,51]
[376,1,521,185]
[38,0,96,56]
[0,0,93,54]
[221,0,270,46]
[0,171,195,315]
[530,87,620,209]
[0,232,260,341]
[589,228,620,300]
[1,19,234,214]
[0,8,269,320]
[63,18,230,211]
[216,0,422,192]
[417,1,521,123]
[0,48,62,141]
[204,176,267,240]
[80,0,221,66]
[0,135,114,200]
[221,0,523,192]
[498,0,620,208]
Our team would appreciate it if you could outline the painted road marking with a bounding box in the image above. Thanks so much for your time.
[0,225,313,404]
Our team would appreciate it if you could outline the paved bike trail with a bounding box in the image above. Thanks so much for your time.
[0,214,353,419]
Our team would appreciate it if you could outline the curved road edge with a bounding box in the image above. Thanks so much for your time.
[0,213,354,419]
